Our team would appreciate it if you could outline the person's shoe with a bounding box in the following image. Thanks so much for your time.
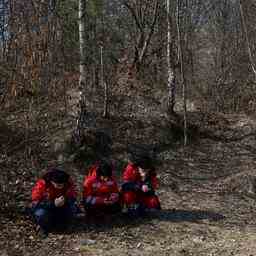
[127,204,143,218]
[36,226,48,239]
[74,212,85,219]
[122,205,128,214]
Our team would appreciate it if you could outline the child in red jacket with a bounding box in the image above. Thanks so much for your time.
[31,168,79,237]
[121,157,161,216]
[82,160,121,215]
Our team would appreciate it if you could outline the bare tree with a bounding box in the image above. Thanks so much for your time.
[239,0,256,80]
[122,0,160,71]
[77,0,87,134]
[166,0,176,114]
[101,45,108,118]
[176,0,187,145]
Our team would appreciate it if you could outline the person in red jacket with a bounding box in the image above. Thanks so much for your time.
[121,156,161,216]
[31,168,79,237]
[82,160,121,216]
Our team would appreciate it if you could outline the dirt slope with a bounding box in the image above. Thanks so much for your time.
[1,113,256,256]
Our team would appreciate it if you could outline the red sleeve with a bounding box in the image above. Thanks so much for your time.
[122,164,139,182]
[83,177,105,205]
[82,163,98,198]
[87,164,98,177]
[31,179,46,203]
[83,176,95,198]
[66,178,77,199]
[83,177,119,205]
[151,175,159,190]
[111,180,120,193]
[107,179,120,203]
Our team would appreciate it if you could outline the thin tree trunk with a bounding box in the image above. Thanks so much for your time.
[101,46,108,118]
[77,0,86,132]
[138,0,159,65]
[123,0,159,70]
[166,0,175,113]
[176,0,187,146]
[239,0,256,80]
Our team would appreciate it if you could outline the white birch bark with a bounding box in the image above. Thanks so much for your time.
[77,0,86,129]
[176,0,187,146]
[166,0,175,113]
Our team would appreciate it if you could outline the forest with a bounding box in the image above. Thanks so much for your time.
[1,0,256,255]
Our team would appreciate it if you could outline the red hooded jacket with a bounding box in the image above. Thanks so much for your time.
[122,163,159,189]
[31,173,77,206]
[122,163,161,209]
[83,164,119,205]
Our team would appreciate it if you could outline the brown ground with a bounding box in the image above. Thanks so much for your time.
[1,111,256,256]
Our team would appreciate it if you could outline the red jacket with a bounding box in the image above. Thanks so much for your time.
[122,163,159,190]
[31,178,77,205]
[83,175,119,205]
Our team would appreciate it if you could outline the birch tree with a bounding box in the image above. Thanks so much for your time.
[77,0,87,136]
[166,0,176,114]
[176,0,187,146]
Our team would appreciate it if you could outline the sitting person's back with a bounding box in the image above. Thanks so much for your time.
[82,160,121,215]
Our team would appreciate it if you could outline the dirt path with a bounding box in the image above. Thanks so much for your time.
[1,114,256,256]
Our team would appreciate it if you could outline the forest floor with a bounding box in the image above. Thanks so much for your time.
[1,109,256,256]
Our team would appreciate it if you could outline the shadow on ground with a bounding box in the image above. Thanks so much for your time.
[19,207,225,238]
[149,208,225,223]
[65,212,148,234]
[65,208,225,235]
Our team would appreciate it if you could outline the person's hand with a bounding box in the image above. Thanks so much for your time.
[104,198,113,205]
[142,184,149,193]
[109,193,119,203]
[134,184,141,191]
[54,196,65,207]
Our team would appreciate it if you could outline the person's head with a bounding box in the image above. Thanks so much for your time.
[96,161,112,181]
[137,157,155,179]
[138,167,147,180]
[43,168,70,189]
[128,153,143,166]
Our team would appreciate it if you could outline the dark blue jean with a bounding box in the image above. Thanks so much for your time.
[83,200,121,215]
[32,201,78,232]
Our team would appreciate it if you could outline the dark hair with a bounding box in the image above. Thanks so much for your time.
[146,168,157,179]
[43,168,70,184]
[137,156,153,169]
[96,161,112,178]
[127,144,156,166]
[137,157,156,179]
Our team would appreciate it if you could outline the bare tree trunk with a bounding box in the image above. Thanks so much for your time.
[138,0,159,65]
[101,46,108,118]
[123,0,159,70]
[77,0,87,133]
[176,0,187,146]
[239,0,256,80]
[166,0,176,113]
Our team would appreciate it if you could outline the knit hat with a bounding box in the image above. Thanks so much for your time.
[97,161,112,178]
[43,168,70,184]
